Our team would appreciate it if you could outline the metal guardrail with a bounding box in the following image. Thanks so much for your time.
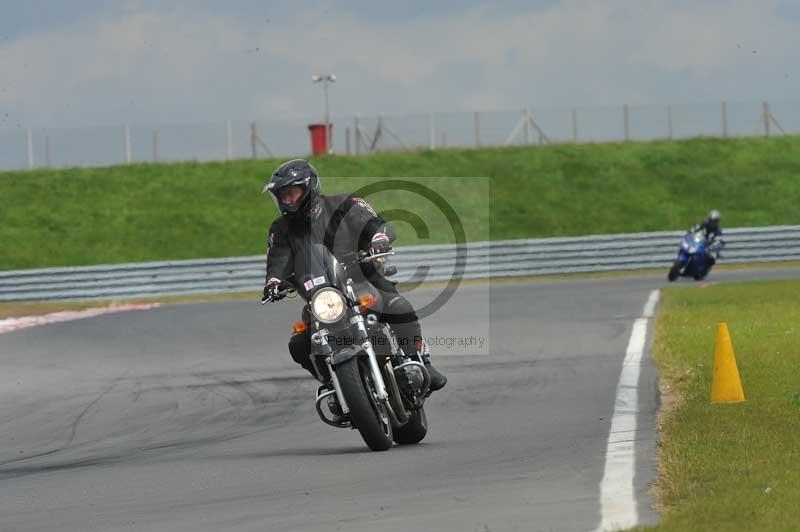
[1,225,799,301]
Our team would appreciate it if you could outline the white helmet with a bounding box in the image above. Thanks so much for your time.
[708,209,721,222]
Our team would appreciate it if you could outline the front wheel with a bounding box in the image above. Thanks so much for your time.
[335,357,393,451]
[393,407,428,445]
[668,260,681,282]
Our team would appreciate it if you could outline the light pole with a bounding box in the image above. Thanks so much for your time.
[312,74,336,154]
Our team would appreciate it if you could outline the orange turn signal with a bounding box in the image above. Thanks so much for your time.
[359,294,377,309]
[292,320,309,334]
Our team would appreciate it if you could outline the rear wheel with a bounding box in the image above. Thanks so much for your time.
[335,357,393,451]
[393,407,428,445]
[668,260,681,282]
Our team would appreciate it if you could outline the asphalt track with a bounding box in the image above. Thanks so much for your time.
[1,267,799,532]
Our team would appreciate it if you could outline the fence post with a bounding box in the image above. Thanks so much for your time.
[45,134,51,167]
[474,111,481,147]
[250,123,257,158]
[763,101,770,137]
[26,128,34,169]
[345,126,351,155]
[124,125,132,164]
[721,101,728,137]
[667,105,673,140]
[353,115,361,155]
[226,120,233,160]
[571,108,578,142]
[623,104,630,141]
[523,109,530,144]
[428,113,436,149]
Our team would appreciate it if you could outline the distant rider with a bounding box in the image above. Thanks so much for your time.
[690,209,725,264]
[261,159,447,392]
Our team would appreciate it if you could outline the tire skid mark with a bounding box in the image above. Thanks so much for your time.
[0,399,309,480]
[0,367,315,479]
[67,372,129,446]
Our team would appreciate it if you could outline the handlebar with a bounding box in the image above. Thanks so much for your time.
[261,251,396,305]
[260,284,297,305]
[359,251,395,263]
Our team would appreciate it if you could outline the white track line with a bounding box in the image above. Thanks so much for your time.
[595,289,660,531]
[0,304,160,334]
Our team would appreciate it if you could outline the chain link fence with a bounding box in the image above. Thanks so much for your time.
[2,100,798,171]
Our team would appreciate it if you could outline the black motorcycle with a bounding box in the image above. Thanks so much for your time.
[266,244,431,451]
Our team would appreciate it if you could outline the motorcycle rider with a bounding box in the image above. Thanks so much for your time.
[261,159,447,393]
[690,209,725,264]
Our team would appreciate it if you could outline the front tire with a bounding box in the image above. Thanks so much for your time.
[393,407,428,445]
[668,260,681,282]
[336,357,393,451]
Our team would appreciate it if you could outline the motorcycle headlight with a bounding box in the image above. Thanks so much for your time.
[310,288,346,323]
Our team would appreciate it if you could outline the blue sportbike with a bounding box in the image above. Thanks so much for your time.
[668,230,722,282]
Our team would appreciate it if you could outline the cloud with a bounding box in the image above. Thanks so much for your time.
[0,0,798,131]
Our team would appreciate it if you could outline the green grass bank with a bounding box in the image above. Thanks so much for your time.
[641,279,800,531]
[1,136,799,270]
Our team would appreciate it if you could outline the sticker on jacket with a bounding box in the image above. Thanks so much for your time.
[313,276,326,286]
[309,200,322,218]
[303,279,314,291]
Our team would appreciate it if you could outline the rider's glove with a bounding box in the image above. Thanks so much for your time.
[368,233,391,255]
[262,278,285,303]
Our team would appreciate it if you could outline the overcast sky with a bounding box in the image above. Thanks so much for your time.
[1,0,799,129]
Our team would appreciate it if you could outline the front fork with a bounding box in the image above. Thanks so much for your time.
[343,282,389,401]
[352,313,389,401]
[354,315,420,426]
[677,250,691,272]
[312,314,390,424]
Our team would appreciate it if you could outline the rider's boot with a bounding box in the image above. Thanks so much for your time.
[417,340,447,392]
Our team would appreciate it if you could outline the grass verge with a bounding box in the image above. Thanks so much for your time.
[2,136,800,270]
[640,279,800,531]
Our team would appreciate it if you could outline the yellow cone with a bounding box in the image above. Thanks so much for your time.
[711,322,745,403]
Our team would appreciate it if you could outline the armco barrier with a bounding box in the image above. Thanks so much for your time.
[1,226,799,301]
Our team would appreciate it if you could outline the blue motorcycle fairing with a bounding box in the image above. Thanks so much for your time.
[676,231,710,277]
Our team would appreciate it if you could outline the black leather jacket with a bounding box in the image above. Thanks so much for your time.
[690,220,723,242]
[265,193,395,286]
